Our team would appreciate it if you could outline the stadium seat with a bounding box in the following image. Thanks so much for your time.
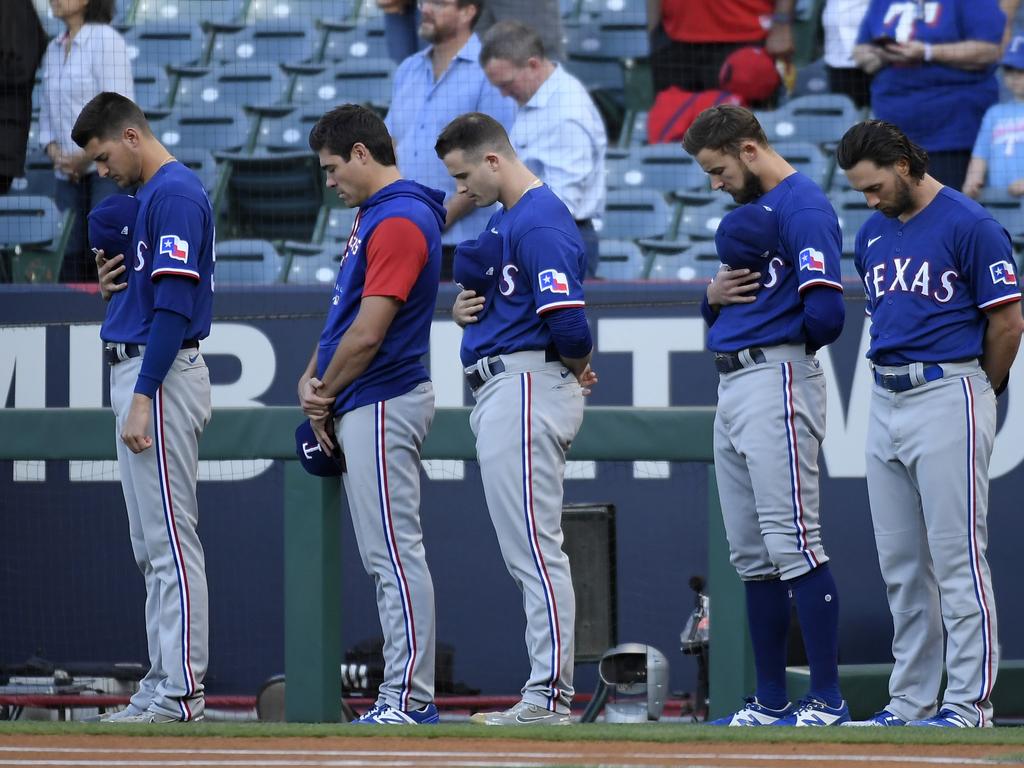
[212,19,318,65]
[8,149,56,199]
[281,241,340,284]
[214,239,286,284]
[648,241,721,281]
[595,238,645,280]
[604,145,708,195]
[255,106,321,151]
[774,141,829,187]
[173,148,219,194]
[288,58,395,109]
[246,0,356,25]
[320,22,390,63]
[761,94,861,149]
[597,188,674,242]
[323,204,358,243]
[130,0,246,25]
[215,149,323,241]
[174,62,290,108]
[832,189,875,252]
[980,191,1024,238]
[125,22,206,68]
[0,196,72,283]
[673,197,737,241]
[150,105,253,153]
[133,63,174,110]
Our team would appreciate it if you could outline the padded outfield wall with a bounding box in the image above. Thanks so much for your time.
[2,283,1023,701]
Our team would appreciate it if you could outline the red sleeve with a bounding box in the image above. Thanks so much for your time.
[363,217,429,301]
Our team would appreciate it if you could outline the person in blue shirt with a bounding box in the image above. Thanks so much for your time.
[72,91,214,723]
[837,119,1023,728]
[384,0,516,279]
[436,112,596,726]
[852,0,1005,190]
[963,35,1024,198]
[683,104,848,727]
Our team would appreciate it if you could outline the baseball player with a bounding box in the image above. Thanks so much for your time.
[683,104,849,726]
[299,104,445,725]
[836,120,1023,728]
[435,112,596,726]
[72,92,214,723]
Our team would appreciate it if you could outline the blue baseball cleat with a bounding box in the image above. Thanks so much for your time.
[840,709,907,726]
[352,702,439,725]
[772,697,850,726]
[707,697,795,726]
[907,709,981,728]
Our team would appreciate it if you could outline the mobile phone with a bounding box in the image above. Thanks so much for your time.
[871,35,897,47]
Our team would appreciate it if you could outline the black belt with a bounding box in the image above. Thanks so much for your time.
[873,364,944,392]
[714,348,767,374]
[104,339,200,366]
[465,347,561,390]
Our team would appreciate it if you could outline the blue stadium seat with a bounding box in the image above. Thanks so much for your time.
[324,204,358,242]
[595,238,645,280]
[673,197,737,241]
[0,195,72,283]
[979,190,1024,238]
[649,241,721,282]
[173,148,219,194]
[212,19,318,64]
[175,62,289,108]
[125,22,206,68]
[8,149,56,199]
[214,239,286,284]
[605,145,708,195]
[833,189,875,247]
[246,0,356,24]
[320,22,390,62]
[256,107,320,151]
[134,63,173,110]
[281,242,340,284]
[597,188,674,241]
[761,94,861,149]
[130,0,246,25]
[289,58,395,108]
[150,106,252,153]
[774,141,829,187]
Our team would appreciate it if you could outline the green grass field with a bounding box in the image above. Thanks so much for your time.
[1,720,1023,747]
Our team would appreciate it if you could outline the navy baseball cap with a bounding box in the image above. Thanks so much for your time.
[88,194,139,258]
[1003,36,1024,69]
[295,420,346,477]
[714,203,779,270]
[453,229,502,295]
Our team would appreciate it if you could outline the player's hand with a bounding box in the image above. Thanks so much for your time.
[309,414,336,454]
[121,394,153,453]
[764,23,794,60]
[299,376,335,419]
[575,364,598,396]
[707,266,761,308]
[1009,180,1024,197]
[452,289,485,327]
[96,250,127,301]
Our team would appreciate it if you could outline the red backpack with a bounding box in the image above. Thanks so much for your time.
[646,87,743,144]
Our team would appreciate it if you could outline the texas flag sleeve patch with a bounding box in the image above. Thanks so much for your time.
[538,268,570,295]
[159,234,190,263]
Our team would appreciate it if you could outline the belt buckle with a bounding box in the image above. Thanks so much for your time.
[880,373,899,391]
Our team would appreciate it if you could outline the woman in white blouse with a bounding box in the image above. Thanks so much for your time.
[39,0,133,281]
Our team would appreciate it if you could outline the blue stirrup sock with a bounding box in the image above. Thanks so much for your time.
[788,562,842,708]
[744,577,791,710]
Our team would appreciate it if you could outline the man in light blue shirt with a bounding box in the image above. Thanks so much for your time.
[385,0,516,275]
[480,20,607,276]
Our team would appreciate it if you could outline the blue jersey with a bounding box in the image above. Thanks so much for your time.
[317,180,445,415]
[857,0,1003,152]
[855,187,1021,364]
[460,184,587,366]
[100,162,215,344]
[707,173,843,353]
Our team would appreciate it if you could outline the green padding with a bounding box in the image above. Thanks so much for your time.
[0,406,716,462]
[787,661,1024,719]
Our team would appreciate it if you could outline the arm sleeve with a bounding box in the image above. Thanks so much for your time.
[37,44,54,148]
[802,285,846,349]
[854,0,876,45]
[961,0,1005,43]
[95,27,134,101]
[517,227,587,314]
[134,309,190,397]
[786,206,844,294]
[964,218,1022,309]
[149,195,209,318]
[700,292,718,327]
[363,217,429,301]
[544,306,593,359]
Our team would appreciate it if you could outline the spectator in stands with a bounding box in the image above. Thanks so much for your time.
[480,20,605,276]
[853,0,1004,191]
[822,0,871,108]
[377,0,423,63]
[646,0,796,95]
[964,36,1024,199]
[385,0,516,279]
[0,0,49,195]
[39,0,133,282]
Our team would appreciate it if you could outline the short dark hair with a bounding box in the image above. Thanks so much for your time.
[71,91,150,147]
[480,19,545,66]
[434,112,514,160]
[308,104,396,165]
[682,104,769,157]
[85,0,116,24]
[835,119,929,179]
